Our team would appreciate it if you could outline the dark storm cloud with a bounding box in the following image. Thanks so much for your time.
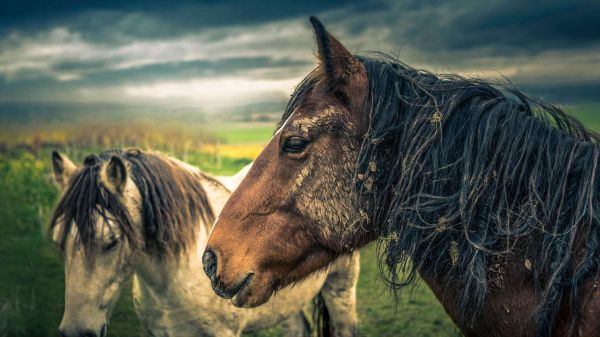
[53,59,115,72]
[0,0,381,43]
[387,0,600,56]
[0,0,598,106]
[319,0,600,88]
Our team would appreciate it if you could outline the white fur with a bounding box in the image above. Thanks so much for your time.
[216,162,253,192]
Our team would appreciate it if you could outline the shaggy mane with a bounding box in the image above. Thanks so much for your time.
[282,54,600,336]
[50,149,215,260]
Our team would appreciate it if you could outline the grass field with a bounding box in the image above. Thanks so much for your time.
[209,122,277,144]
[0,104,598,337]
[570,103,600,131]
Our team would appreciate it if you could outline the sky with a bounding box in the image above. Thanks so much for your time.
[0,0,599,113]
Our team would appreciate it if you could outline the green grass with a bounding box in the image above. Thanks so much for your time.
[569,103,600,132]
[186,151,254,175]
[209,122,276,144]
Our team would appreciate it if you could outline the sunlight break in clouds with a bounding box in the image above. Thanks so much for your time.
[123,76,300,107]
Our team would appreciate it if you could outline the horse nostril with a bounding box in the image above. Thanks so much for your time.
[202,248,218,282]
[78,330,98,337]
[57,328,101,337]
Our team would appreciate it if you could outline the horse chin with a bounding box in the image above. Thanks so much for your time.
[230,275,273,308]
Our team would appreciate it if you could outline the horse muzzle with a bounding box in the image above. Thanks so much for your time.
[58,323,107,337]
[202,248,261,307]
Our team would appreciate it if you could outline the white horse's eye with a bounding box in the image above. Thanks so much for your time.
[102,239,119,252]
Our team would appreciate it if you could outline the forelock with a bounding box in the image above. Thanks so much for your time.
[49,155,139,262]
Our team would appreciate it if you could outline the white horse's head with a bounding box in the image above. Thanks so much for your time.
[51,151,140,337]
[50,150,214,337]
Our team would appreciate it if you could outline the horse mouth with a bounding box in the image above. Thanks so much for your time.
[230,273,276,308]
[209,272,257,305]
[229,273,257,307]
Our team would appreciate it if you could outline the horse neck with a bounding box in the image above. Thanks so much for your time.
[418,264,542,336]
[131,221,207,292]
[132,169,231,294]
[129,173,236,335]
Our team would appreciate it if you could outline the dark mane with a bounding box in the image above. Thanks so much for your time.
[283,54,600,335]
[50,149,215,260]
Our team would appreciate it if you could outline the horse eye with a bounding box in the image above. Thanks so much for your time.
[283,137,310,154]
[103,239,119,252]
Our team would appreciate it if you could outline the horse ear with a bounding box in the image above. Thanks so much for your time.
[100,156,127,194]
[51,151,77,189]
[310,16,367,109]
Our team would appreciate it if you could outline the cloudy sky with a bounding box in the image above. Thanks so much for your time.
[0,0,599,112]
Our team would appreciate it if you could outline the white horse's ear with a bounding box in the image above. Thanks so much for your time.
[52,151,77,189]
[100,155,127,195]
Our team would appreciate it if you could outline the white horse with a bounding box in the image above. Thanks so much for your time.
[50,149,359,337]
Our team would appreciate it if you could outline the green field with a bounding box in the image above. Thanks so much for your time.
[570,103,600,131]
[1,105,598,337]
[209,122,277,144]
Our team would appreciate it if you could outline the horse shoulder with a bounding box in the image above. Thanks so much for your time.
[421,265,539,337]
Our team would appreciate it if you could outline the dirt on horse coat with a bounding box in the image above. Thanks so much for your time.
[204,17,600,337]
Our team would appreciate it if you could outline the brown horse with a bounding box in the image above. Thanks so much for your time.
[204,17,600,337]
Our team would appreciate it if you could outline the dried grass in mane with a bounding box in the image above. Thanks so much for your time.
[282,54,600,336]
[50,149,215,261]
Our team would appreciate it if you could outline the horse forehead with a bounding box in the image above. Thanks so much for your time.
[122,174,142,203]
[58,211,124,241]
[52,221,80,242]
[99,216,123,237]
[290,106,342,132]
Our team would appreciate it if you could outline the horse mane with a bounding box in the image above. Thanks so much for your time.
[50,149,215,261]
[282,54,600,335]
[356,55,600,335]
